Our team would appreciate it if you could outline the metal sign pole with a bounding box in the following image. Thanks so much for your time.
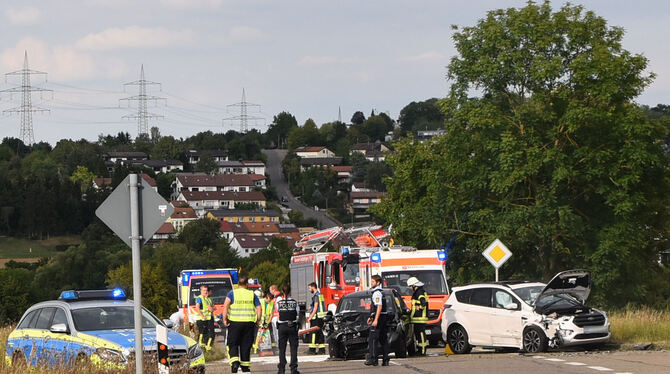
[129,174,144,374]
[495,268,499,282]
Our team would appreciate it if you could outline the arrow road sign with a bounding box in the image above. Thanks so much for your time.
[95,174,174,247]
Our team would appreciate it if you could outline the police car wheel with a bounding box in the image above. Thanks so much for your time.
[12,351,27,368]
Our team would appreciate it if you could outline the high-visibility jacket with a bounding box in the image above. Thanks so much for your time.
[229,288,257,322]
[195,294,213,321]
[312,291,326,319]
[411,287,429,323]
[261,298,274,325]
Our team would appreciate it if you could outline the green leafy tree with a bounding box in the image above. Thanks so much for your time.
[156,173,175,200]
[398,99,445,136]
[152,136,182,160]
[70,165,97,193]
[266,111,298,148]
[248,261,289,292]
[179,218,221,251]
[374,1,669,307]
[195,151,219,174]
[107,263,175,318]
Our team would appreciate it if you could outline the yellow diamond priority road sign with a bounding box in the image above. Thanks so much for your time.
[482,239,512,269]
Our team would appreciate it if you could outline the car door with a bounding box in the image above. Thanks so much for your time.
[12,309,40,364]
[47,307,73,365]
[33,307,57,367]
[462,287,493,345]
[490,289,524,347]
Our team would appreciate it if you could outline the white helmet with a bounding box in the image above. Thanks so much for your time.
[254,290,262,298]
[406,277,424,287]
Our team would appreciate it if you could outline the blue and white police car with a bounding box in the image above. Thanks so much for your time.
[4,289,205,371]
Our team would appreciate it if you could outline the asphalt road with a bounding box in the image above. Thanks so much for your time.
[206,347,670,374]
[262,149,340,229]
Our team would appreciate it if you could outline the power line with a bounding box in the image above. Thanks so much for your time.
[119,65,166,137]
[0,51,52,145]
[222,88,265,133]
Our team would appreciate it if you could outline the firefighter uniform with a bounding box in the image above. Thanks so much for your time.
[195,293,215,351]
[408,277,429,355]
[308,290,327,354]
[226,288,260,373]
[276,295,300,374]
[367,285,390,366]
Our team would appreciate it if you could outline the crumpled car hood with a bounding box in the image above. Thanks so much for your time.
[535,269,591,310]
[333,312,371,335]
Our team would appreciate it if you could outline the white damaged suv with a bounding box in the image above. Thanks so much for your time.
[441,270,610,353]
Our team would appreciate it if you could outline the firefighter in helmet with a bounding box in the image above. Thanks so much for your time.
[407,276,429,355]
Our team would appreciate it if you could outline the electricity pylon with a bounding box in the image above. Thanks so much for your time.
[1,51,52,145]
[120,65,165,138]
[222,88,264,133]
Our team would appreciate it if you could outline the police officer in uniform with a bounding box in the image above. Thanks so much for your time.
[366,275,390,366]
[407,277,429,355]
[275,284,300,374]
[222,277,262,373]
[306,282,326,354]
[195,285,215,351]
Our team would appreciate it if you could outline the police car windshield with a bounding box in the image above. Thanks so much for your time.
[189,277,233,305]
[71,306,160,331]
[383,270,447,296]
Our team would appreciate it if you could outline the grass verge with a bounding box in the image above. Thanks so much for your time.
[609,307,670,349]
[0,235,81,260]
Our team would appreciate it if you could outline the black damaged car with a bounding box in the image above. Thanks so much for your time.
[324,288,416,360]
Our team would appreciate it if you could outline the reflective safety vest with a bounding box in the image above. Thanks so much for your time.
[261,299,274,324]
[229,288,257,322]
[411,288,428,323]
[196,294,213,321]
[312,291,326,318]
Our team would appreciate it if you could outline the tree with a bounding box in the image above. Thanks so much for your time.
[179,218,221,251]
[195,151,219,174]
[398,99,445,136]
[248,261,289,291]
[351,111,366,125]
[266,111,298,148]
[107,262,175,318]
[152,136,182,160]
[70,165,97,193]
[374,1,669,308]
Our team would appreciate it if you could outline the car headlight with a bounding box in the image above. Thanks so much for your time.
[187,344,203,360]
[559,329,574,337]
[96,348,125,363]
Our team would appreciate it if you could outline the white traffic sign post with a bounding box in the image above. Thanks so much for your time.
[95,174,174,374]
[482,239,512,282]
[156,324,170,374]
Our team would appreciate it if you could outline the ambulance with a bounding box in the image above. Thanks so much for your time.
[177,269,239,329]
[354,247,449,344]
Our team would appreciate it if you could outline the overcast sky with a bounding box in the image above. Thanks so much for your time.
[0,0,668,145]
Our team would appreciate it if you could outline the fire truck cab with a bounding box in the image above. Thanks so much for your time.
[290,251,359,315]
[178,268,239,326]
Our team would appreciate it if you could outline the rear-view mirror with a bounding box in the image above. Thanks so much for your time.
[163,319,175,328]
[504,303,519,310]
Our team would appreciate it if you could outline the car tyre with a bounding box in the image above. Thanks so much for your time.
[328,341,344,359]
[394,333,407,359]
[447,325,472,354]
[522,326,548,353]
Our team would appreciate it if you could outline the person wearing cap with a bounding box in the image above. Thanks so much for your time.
[407,276,429,355]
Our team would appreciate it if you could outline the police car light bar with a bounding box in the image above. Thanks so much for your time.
[59,289,127,301]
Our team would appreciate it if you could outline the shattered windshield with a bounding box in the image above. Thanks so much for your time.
[512,286,544,305]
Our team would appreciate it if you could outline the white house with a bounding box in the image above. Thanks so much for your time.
[229,234,271,257]
[177,190,267,216]
[294,146,335,158]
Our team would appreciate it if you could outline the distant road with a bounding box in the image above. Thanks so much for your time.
[263,149,340,229]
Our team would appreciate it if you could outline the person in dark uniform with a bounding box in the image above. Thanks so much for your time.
[306,282,326,354]
[407,277,429,355]
[275,284,300,374]
[365,274,390,366]
[222,276,262,373]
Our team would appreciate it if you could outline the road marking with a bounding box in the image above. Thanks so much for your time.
[565,362,587,366]
[544,358,565,362]
[246,354,330,364]
[588,367,613,371]
[532,355,546,359]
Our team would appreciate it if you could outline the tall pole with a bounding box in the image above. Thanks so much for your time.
[121,65,165,138]
[495,268,499,282]
[129,174,144,373]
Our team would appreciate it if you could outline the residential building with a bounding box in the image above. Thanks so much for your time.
[132,159,184,174]
[348,191,386,219]
[415,129,446,143]
[92,173,157,192]
[351,182,371,192]
[350,142,393,162]
[273,232,301,250]
[151,222,175,242]
[230,235,271,257]
[173,173,264,199]
[206,209,280,223]
[166,206,198,232]
[177,190,266,216]
[241,160,266,175]
[294,146,335,158]
[330,166,353,184]
[219,221,234,242]
[277,223,299,233]
[102,151,148,163]
[217,160,267,175]
[299,157,343,171]
[185,149,228,165]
